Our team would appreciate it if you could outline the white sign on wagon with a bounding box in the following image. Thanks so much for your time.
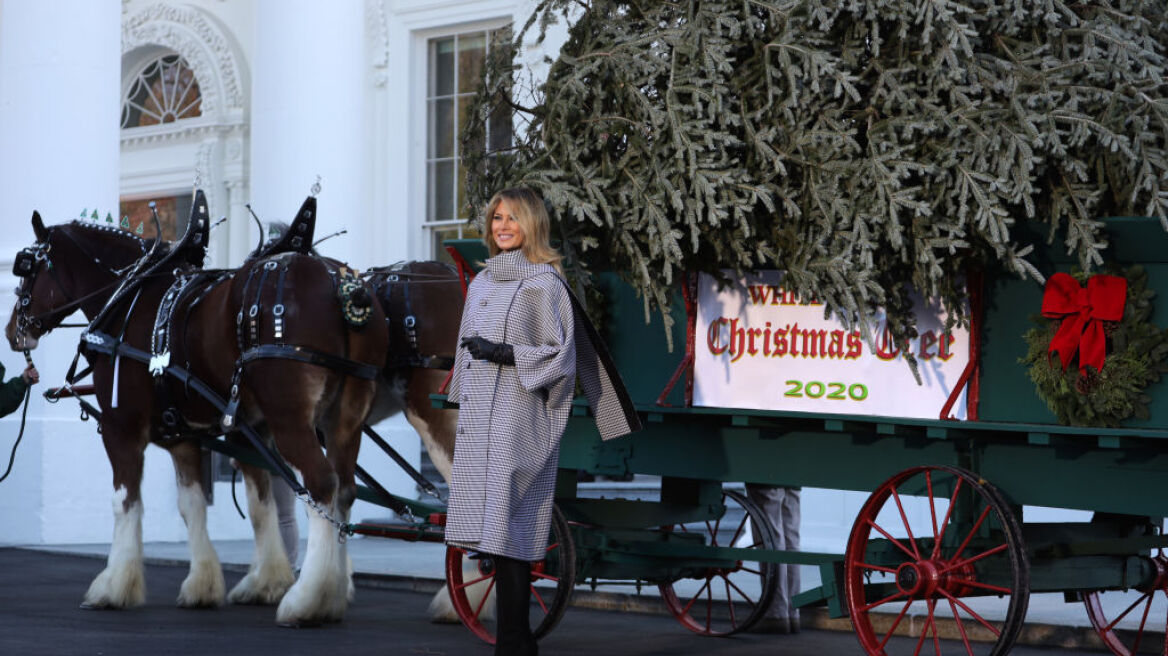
[693,271,970,420]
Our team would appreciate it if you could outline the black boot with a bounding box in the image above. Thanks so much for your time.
[493,555,538,656]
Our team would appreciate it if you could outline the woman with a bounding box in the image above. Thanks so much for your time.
[445,187,640,655]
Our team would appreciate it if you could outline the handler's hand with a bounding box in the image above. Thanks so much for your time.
[21,365,39,385]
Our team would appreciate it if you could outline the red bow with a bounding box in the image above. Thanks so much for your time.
[1041,272,1126,376]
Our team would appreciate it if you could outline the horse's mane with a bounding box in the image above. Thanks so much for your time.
[65,220,152,247]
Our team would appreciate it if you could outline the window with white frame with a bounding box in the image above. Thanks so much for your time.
[424,26,512,262]
[121,54,203,128]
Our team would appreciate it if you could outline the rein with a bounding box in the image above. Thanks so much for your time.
[0,351,36,485]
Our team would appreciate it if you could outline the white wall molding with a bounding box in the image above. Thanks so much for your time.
[122,3,247,117]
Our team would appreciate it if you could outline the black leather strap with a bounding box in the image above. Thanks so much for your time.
[239,344,381,380]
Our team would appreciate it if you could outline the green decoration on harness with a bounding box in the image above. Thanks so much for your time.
[120,215,131,229]
[336,267,372,328]
[135,222,144,235]
[1021,266,1168,427]
[92,210,100,221]
[105,212,113,224]
[80,208,88,219]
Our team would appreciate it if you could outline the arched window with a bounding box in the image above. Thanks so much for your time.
[121,54,202,128]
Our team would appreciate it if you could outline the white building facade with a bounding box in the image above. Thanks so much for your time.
[0,0,562,546]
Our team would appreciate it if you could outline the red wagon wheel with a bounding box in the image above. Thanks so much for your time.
[445,505,576,645]
[844,466,1030,656]
[657,488,779,636]
[1083,551,1168,655]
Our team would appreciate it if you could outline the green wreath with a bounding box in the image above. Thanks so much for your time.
[336,268,373,328]
[1020,266,1168,427]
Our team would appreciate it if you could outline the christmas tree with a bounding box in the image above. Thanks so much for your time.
[463,1,1168,350]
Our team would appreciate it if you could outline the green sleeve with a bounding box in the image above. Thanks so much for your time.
[0,376,28,417]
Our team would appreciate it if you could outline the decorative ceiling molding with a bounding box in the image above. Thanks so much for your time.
[122,3,246,117]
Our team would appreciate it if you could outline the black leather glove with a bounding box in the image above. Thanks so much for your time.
[461,336,515,366]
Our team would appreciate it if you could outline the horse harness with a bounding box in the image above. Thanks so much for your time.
[367,262,457,371]
[51,252,383,509]
[220,254,381,429]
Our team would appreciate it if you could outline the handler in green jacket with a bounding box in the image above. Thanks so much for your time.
[0,361,38,416]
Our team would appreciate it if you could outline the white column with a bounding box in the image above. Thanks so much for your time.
[0,0,121,250]
[0,1,121,545]
[250,0,371,268]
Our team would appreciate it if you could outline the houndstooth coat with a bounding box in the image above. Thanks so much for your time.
[445,249,640,561]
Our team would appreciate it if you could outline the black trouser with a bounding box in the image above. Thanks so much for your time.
[494,555,538,656]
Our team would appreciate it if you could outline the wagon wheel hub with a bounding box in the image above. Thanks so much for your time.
[477,556,496,578]
[1142,553,1168,593]
[895,560,943,598]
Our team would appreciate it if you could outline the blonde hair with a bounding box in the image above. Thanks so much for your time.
[483,187,563,272]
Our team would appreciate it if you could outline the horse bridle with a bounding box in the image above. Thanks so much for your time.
[12,227,142,340]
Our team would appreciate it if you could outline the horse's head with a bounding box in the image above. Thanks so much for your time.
[6,213,147,351]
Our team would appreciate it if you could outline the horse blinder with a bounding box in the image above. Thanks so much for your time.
[13,248,39,277]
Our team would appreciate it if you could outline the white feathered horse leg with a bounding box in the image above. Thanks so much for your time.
[276,502,351,626]
[228,466,295,605]
[82,485,146,609]
[170,442,225,607]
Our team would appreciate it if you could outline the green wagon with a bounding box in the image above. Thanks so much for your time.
[355,218,1168,656]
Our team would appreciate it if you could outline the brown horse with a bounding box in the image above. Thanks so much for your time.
[365,260,478,622]
[366,261,463,484]
[6,197,386,626]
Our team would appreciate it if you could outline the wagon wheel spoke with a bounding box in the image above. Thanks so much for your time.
[1130,589,1154,654]
[1161,591,1167,656]
[532,585,549,614]
[865,517,923,562]
[857,562,898,575]
[932,478,965,560]
[912,601,931,656]
[723,577,737,629]
[950,578,1012,596]
[891,487,923,560]
[704,578,714,633]
[878,598,916,651]
[950,505,993,564]
[473,577,496,620]
[926,471,940,554]
[680,577,713,617]
[1106,592,1153,632]
[928,599,943,656]
[455,570,496,592]
[724,576,757,607]
[938,589,1001,636]
[728,512,750,548]
[940,543,1009,575]
[947,595,976,656]
[860,589,907,614]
